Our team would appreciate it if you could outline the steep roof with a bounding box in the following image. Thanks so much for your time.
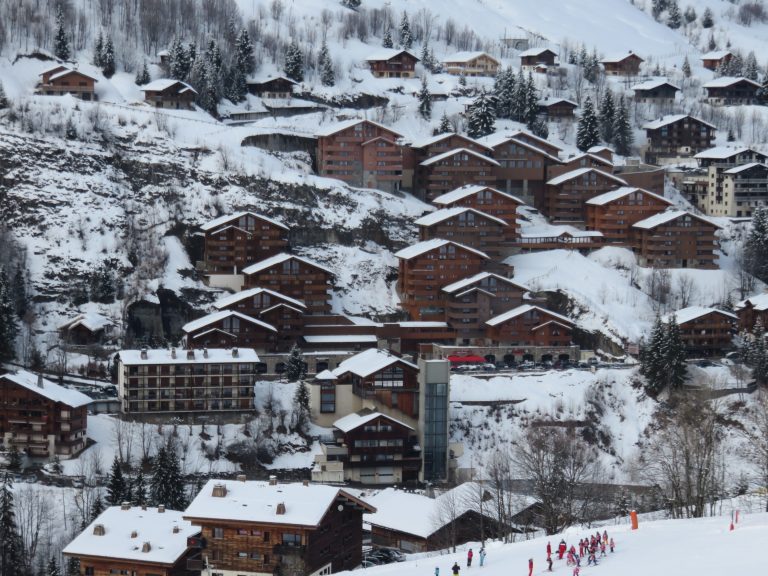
[58,312,115,332]
[662,306,737,325]
[703,76,761,89]
[432,185,526,206]
[314,118,402,138]
[199,211,288,232]
[632,210,721,230]
[601,51,644,63]
[546,167,627,186]
[538,97,578,107]
[631,79,680,92]
[63,506,199,566]
[486,304,574,327]
[519,47,557,57]
[49,68,99,82]
[736,293,768,312]
[394,238,489,260]
[585,186,671,206]
[213,287,306,310]
[410,132,492,151]
[441,271,528,294]
[241,253,333,276]
[443,51,499,64]
[141,79,197,94]
[181,310,276,334]
[332,348,418,379]
[563,152,613,167]
[419,147,500,167]
[414,207,508,227]
[365,49,419,62]
[119,347,259,365]
[1,370,92,408]
[642,114,716,130]
[475,133,562,161]
[333,410,414,433]
[701,50,732,60]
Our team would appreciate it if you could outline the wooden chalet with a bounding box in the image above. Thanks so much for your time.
[141,79,197,109]
[246,76,297,98]
[242,253,334,314]
[701,50,733,71]
[63,505,200,576]
[415,207,510,260]
[58,312,116,346]
[365,49,419,78]
[0,370,90,458]
[395,239,489,321]
[431,185,526,241]
[485,304,575,347]
[585,186,672,245]
[587,146,614,163]
[417,148,499,200]
[663,307,736,357]
[316,119,405,192]
[213,287,306,316]
[631,79,680,104]
[37,65,98,100]
[184,479,375,576]
[548,152,614,179]
[642,115,716,164]
[703,77,760,106]
[632,210,720,269]
[601,51,644,76]
[516,228,605,253]
[543,168,628,223]
[735,293,768,331]
[442,51,500,76]
[520,48,558,71]
[538,97,578,119]
[182,310,278,352]
[719,163,768,217]
[200,211,289,274]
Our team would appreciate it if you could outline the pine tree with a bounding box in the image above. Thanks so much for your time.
[399,12,412,50]
[150,442,186,510]
[93,31,104,67]
[0,266,18,362]
[169,36,189,80]
[318,41,335,87]
[466,90,496,139]
[640,315,667,396]
[90,261,116,304]
[665,316,688,391]
[418,76,432,120]
[11,264,26,319]
[135,61,150,86]
[702,7,714,28]
[382,29,393,49]
[284,40,304,82]
[65,557,80,576]
[745,52,759,81]
[342,0,361,7]
[745,206,768,281]
[612,95,633,156]
[728,52,744,77]
[758,75,768,105]
[707,33,717,52]
[651,0,667,21]
[106,456,127,506]
[54,5,70,61]
[47,556,61,576]
[682,55,691,78]
[133,471,147,506]
[598,88,616,144]
[667,1,681,29]
[293,380,311,433]
[285,344,306,381]
[235,29,255,75]
[576,96,600,151]
[523,72,540,131]
[7,445,21,472]
[0,81,7,109]
[438,111,452,134]
[89,495,104,522]
[101,37,116,78]
[0,474,24,576]
[494,67,515,119]
[458,72,467,88]
[683,6,697,24]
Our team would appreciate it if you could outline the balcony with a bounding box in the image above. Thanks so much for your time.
[273,544,305,555]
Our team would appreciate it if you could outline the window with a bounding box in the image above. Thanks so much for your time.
[283,533,302,545]
[237,528,249,535]
[238,552,248,558]
[375,366,404,387]
[320,384,336,413]
[213,527,224,539]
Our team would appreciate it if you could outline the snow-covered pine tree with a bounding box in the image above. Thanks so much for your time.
[664,316,688,392]
[728,52,744,77]
[418,76,432,120]
[523,72,539,129]
[702,7,714,28]
[667,1,681,29]
[612,95,633,156]
[745,51,759,81]
[749,319,768,386]
[135,61,151,86]
[150,442,186,510]
[318,41,335,87]
[106,456,127,505]
[54,5,70,61]
[0,474,24,576]
[93,31,104,67]
[598,88,615,144]
[101,37,116,78]
[285,344,306,381]
[0,266,18,362]
[89,495,104,522]
[65,557,80,576]
[284,40,304,82]
[7,445,21,472]
[438,111,452,134]
[399,11,412,50]
[133,470,147,506]
[90,262,116,304]
[683,6,697,24]
[47,556,61,576]
[342,0,362,8]
[494,67,515,119]
[576,96,600,151]
[682,55,691,78]
[293,380,311,433]
[466,90,496,139]
[236,28,255,75]
[382,28,393,49]
[640,315,666,396]
[707,33,717,51]
[0,81,7,109]
[745,206,768,281]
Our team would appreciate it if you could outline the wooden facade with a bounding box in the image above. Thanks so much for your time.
[486,305,574,347]
[538,98,577,119]
[416,208,510,259]
[631,80,680,104]
[585,187,672,244]
[701,51,733,71]
[643,115,716,164]
[366,50,419,78]
[182,311,278,352]
[520,48,558,71]
[442,52,500,76]
[666,308,736,357]
[0,371,89,458]
[417,148,499,200]
[601,52,644,76]
[431,185,524,241]
[246,76,297,98]
[141,79,197,109]
[735,294,768,331]
[37,66,98,100]
[548,153,613,179]
[543,168,627,223]
[704,77,760,105]
[632,211,720,269]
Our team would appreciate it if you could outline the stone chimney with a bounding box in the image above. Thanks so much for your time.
[268,475,277,486]
[140,347,148,360]
[212,483,228,497]
[171,347,177,359]
[237,474,247,482]
[276,502,286,515]
[121,502,131,511]
[203,347,209,359]
[141,542,152,553]
[157,505,165,513]
[173,525,180,534]
[93,524,105,536]
[131,530,138,538]
[37,373,44,388]
[187,349,195,360]
[232,347,239,358]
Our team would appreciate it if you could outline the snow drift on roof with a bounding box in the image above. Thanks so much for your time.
[333,411,414,433]
[419,147,500,167]
[409,132,491,150]
[694,146,754,160]
[737,293,768,312]
[586,186,671,206]
[213,287,306,310]
[394,238,490,260]
[546,167,627,186]
[241,253,333,276]
[141,78,197,93]
[414,207,508,227]
[432,185,526,206]
[703,76,760,89]
[631,79,680,91]
[632,210,721,230]
[332,348,418,379]
[642,114,715,130]
[723,162,768,174]
[58,312,115,332]
[442,271,528,294]
[200,211,288,232]
[662,306,736,325]
[119,347,260,365]
[314,118,402,138]
[443,51,498,63]
[182,310,276,334]
[486,304,574,327]
[1,370,92,408]
[519,47,557,57]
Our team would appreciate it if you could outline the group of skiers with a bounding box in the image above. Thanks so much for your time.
[446,546,487,576]
[545,530,615,574]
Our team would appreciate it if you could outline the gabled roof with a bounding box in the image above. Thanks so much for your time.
[601,51,644,64]
[642,114,716,131]
[58,312,115,332]
[48,68,99,82]
[314,118,402,138]
[1,370,92,408]
[432,184,526,206]
[519,47,558,57]
[394,238,490,261]
[200,211,288,232]
[414,207,508,227]
[564,152,613,167]
[724,162,768,175]
[332,348,418,379]
[631,79,680,92]
[247,75,298,86]
[181,310,276,334]
[241,253,334,276]
[703,76,761,89]
[538,97,578,108]
[419,147,499,167]
[585,186,671,206]
[476,132,562,161]
[410,132,492,151]
[632,210,721,230]
[519,228,603,239]
[213,287,306,310]
[701,50,733,60]
[39,65,69,76]
[662,306,737,325]
[333,410,414,433]
[184,480,374,527]
[443,51,499,64]
[365,49,419,62]
[486,304,574,327]
[141,79,197,94]
[259,303,305,316]
[546,167,627,187]
[736,293,768,312]
[694,146,756,160]
[441,271,528,295]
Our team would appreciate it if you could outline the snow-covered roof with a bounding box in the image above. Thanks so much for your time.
[631,79,680,91]
[546,167,627,186]
[63,506,198,566]
[723,162,768,175]
[332,348,418,379]
[118,347,260,365]
[58,312,115,332]
[601,51,644,63]
[49,68,99,82]
[409,132,491,151]
[701,50,732,60]
[632,210,721,230]
[588,146,612,154]
[642,114,716,130]
[260,303,305,316]
[585,186,671,206]
[182,310,276,334]
[519,47,557,57]
[213,287,306,310]
[737,293,768,311]
[247,74,297,85]
[314,118,402,138]
[333,410,414,433]
[1,370,92,408]
[538,97,578,107]
[703,76,760,89]
[477,130,562,152]
[476,133,561,161]
[394,238,490,261]
[694,146,754,160]
[414,207,508,227]
[662,306,737,325]
[241,253,333,276]
[303,335,377,344]
[443,51,498,64]
[314,369,337,381]
[395,321,450,328]
[441,271,528,294]
[140,78,198,94]
[419,147,500,167]
[364,48,419,62]
[519,229,603,239]
[39,64,68,76]
[564,152,613,166]
[486,304,574,327]
[432,185,526,206]
[184,480,374,527]
[199,211,288,232]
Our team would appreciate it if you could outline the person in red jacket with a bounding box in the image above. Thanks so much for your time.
[546,542,552,559]
[467,549,473,568]
[528,558,534,576]
[558,540,567,560]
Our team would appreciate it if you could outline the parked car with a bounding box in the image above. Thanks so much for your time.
[482,363,496,371]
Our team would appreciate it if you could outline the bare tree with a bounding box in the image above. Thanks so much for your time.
[432,486,461,552]
[743,391,768,512]
[675,273,698,308]
[15,485,53,574]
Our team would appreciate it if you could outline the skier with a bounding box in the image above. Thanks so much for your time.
[600,541,606,558]
[467,548,473,568]
[528,558,533,576]
[452,562,460,576]
[479,548,486,567]
[602,529,608,544]
[572,567,580,576]
[435,567,440,576]
[546,541,552,559]
[558,540,567,560]
[610,538,615,553]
